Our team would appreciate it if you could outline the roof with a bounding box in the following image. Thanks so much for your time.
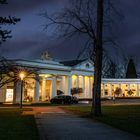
[60,59,87,66]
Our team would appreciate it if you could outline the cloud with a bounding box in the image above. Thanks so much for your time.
[1,0,140,63]
[0,0,67,16]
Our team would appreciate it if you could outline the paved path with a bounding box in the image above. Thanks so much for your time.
[34,107,140,140]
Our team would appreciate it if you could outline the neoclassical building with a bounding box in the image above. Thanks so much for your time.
[0,56,94,103]
[0,54,140,103]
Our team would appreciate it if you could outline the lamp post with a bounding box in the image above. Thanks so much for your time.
[19,72,25,109]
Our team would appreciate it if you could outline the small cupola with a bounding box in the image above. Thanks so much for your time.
[41,51,52,60]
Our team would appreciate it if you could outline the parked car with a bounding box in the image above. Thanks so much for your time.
[50,95,78,104]
[72,96,79,104]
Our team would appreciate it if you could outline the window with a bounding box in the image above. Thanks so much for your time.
[86,63,90,68]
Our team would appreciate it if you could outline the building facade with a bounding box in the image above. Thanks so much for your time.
[101,79,140,98]
[0,58,94,103]
[0,58,140,103]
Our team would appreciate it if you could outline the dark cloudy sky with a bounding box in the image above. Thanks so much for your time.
[1,0,140,62]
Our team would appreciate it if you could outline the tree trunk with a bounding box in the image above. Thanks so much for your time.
[91,0,104,116]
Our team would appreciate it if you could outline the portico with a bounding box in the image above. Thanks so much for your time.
[33,74,93,103]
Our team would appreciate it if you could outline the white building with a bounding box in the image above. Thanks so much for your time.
[0,56,140,103]
[0,57,94,103]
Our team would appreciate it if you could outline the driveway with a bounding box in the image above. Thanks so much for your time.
[34,106,140,140]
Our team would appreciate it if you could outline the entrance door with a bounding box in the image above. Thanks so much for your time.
[6,89,14,102]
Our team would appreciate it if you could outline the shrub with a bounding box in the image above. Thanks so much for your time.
[127,90,134,96]
[114,87,122,96]
[71,87,83,95]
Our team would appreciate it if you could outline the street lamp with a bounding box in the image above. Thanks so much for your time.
[19,72,25,109]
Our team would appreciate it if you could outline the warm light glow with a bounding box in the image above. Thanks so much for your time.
[85,76,89,85]
[72,75,77,87]
[19,72,25,80]
[39,74,52,78]
[90,76,94,80]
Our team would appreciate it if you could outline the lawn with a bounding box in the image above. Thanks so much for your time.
[0,108,39,140]
[62,105,140,136]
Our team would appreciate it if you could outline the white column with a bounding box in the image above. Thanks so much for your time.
[91,77,94,98]
[61,76,65,93]
[15,81,21,103]
[51,77,57,98]
[136,83,139,96]
[128,84,130,91]
[110,84,112,97]
[84,76,89,98]
[128,83,130,97]
[76,75,79,87]
[75,75,79,98]
[34,79,40,103]
[88,77,91,98]
[68,75,72,95]
[82,76,86,98]
[102,83,105,97]
[41,77,46,101]
[119,84,121,96]
[90,77,93,98]
[119,84,121,89]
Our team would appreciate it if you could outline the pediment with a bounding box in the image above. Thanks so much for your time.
[73,60,94,71]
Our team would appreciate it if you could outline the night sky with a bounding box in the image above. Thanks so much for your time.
[1,0,140,63]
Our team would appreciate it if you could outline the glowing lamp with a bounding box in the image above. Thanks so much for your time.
[19,72,25,80]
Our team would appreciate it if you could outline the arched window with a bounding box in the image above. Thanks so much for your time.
[86,63,90,68]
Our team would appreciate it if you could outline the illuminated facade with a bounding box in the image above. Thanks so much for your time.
[0,57,140,103]
[0,58,94,103]
[101,79,140,97]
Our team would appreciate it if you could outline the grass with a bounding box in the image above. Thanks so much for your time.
[0,108,39,140]
[62,105,140,136]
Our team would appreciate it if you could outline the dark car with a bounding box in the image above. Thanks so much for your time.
[50,95,78,104]
[72,96,78,104]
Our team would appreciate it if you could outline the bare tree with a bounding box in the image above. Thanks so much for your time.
[0,0,7,4]
[91,0,103,116]
[76,41,120,79]
[0,0,20,44]
[42,0,122,116]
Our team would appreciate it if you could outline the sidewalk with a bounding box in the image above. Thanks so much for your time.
[34,107,140,140]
